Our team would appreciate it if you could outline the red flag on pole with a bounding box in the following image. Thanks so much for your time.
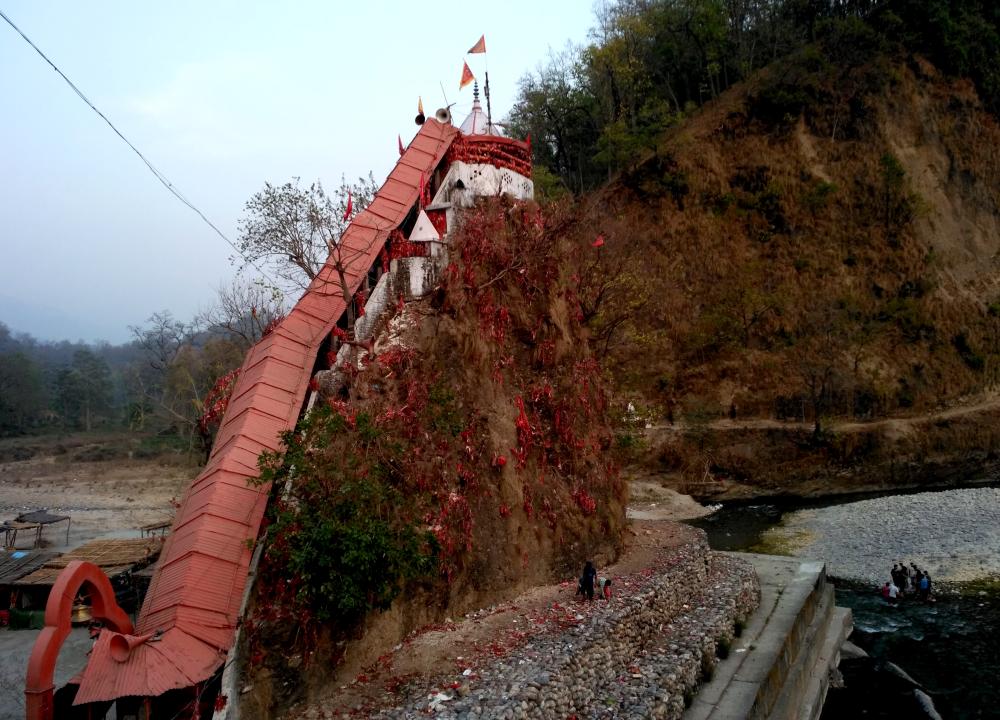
[459,61,475,90]
[398,134,405,156]
[343,191,353,222]
[468,35,486,54]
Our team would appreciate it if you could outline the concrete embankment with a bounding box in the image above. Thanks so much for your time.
[295,529,854,720]
[687,554,851,720]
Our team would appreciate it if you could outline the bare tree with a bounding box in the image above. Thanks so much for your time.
[200,279,286,350]
[125,312,241,456]
[235,174,378,291]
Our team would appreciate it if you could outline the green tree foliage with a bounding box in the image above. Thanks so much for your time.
[0,285,278,445]
[127,311,245,454]
[508,0,1000,193]
[0,351,46,435]
[54,349,113,431]
[881,0,1000,115]
[255,406,438,623]
[508,49,602,193]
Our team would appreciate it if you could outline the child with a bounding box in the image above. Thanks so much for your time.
[602,577,612,600]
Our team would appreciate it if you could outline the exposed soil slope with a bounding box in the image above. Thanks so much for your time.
[583,55,1000,496]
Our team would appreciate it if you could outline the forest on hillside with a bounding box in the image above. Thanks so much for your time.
[500,0,1000,432]
[509,0,999,195]
[0,280,282,450]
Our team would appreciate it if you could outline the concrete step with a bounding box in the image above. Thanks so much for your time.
[684,553,848,720]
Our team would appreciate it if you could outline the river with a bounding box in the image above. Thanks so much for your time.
[688,489,1000,719]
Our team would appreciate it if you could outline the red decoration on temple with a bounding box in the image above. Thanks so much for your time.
[427,209,448,236]
[446,135,532,178]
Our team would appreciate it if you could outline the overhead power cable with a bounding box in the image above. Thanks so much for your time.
[0,8,277,285]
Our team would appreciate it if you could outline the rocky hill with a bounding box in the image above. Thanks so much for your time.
[577,50,1000,498]
[241,199,628,715]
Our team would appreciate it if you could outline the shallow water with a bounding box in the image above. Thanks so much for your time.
[688,488,1000,719]
[827,587,1000,719]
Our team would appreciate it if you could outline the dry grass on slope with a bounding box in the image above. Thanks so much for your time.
[582,55,1000,429]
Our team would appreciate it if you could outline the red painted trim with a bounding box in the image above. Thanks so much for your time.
[25,560,132,720]
[446,135,532,178]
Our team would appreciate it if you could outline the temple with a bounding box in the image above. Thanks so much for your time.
[26,99,532,720]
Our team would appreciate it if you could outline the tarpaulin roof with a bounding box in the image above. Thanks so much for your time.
[0,549,58,585]
[74,119,459,704]
[15,510,70,525]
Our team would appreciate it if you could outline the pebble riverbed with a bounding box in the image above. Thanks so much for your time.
[762,486,1000,585]
[303,531,759,720]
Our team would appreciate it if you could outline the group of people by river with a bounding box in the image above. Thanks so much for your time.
[882,562,933,605]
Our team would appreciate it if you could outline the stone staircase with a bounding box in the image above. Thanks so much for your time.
[685,553,852,720]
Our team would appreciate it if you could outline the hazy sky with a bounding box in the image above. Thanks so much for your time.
[1,1,594,343]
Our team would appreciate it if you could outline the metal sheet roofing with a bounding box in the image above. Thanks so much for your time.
[73,119,459,705]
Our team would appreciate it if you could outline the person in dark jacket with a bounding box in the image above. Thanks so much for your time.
[580,561,597,601]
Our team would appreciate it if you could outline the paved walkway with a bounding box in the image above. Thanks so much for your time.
[685,553,849,720]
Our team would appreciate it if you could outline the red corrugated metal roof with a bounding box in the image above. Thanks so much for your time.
[73,119,458,705]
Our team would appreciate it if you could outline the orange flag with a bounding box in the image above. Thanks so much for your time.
[343,191,353,222]
[459,61,475,90]
[468,35,486,54]
[418,96,424,115]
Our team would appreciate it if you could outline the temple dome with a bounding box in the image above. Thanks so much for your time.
[459,82,504,137]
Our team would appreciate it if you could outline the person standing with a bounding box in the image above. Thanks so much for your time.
[888,579,900,605]
[920,573,931,601]
[580,561,597,602]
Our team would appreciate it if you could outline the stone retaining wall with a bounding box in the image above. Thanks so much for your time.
[370,535,760,720]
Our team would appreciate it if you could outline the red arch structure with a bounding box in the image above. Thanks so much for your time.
[25,560,133,720]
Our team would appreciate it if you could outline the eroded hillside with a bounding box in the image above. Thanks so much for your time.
[582,51,1000,496]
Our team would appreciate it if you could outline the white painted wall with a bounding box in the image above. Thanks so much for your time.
[431,161,533,207]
